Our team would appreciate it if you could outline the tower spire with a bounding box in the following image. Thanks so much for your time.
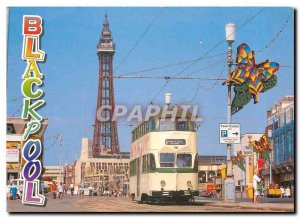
[102,11,110,34]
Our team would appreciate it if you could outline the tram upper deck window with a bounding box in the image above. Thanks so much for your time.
[176,120,189,131]
[149,118,156,131]
[176,154,192,167]
[158,118,196,131]
[160,153,175,167]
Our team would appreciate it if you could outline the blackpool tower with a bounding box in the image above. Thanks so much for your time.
[92,13,119,157]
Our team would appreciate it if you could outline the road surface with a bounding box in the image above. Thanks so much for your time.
[7,194,294,213]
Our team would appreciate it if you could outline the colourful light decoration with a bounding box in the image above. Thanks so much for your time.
[226,43,280,115]
[231,151,245,171]
[249,133,272,161]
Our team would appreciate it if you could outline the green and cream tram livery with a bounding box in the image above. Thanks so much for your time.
[129,109,199,203]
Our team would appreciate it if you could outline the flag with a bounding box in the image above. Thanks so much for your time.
[257,157,264,170]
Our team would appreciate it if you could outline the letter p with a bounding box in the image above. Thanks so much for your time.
[23,121,41,141]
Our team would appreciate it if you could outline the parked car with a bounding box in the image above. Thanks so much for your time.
[199,190,213,198]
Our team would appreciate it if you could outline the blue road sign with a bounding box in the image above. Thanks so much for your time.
[221,130,228,137]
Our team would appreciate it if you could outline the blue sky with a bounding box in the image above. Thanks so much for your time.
[7,7,294,165]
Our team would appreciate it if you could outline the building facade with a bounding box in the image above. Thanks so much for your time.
[42,166,65,186]
[233,133,263,190]
[74,138,130,194]
[65,162,76,186]
[262,96,294,188]
[198,155,227,192]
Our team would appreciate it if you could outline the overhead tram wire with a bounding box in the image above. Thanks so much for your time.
[11,103,23,117]
[112,75,225,80]
[117,52,226,77]
[257,11,294,56]
[115,8,164,72]
[185,58,225,77]
[189,9,293,103]
[190,60,227,103]
[7,96,23,103]
[44,133,61,152]
[148,7,267,104]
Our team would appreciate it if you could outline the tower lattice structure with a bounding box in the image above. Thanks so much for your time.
[92,13,119,157]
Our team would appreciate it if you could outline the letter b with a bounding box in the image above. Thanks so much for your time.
[23,16,42,35]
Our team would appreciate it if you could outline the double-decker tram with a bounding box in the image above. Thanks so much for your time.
[129,107,199,203]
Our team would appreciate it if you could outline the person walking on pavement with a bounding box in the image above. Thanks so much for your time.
[88,185,93,196]
[58,182,64,199]
[51,181,58,199]
[280,186,285,198]
[19,182,24,200]
[41,181,45,195]
[10,186,18,200]
[285,186,291,198]
[253,169,262,204]
[70,183,74,196]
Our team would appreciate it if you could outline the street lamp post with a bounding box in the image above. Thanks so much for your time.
[222,23,236,203]
[268,129,273,186]
[18,143,21,179]
[59,133,63,184]
[225,22,235,177]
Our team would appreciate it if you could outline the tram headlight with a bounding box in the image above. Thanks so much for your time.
[187,181,192,188]
[160,180,166,187]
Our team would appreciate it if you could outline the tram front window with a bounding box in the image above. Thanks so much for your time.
[160,153,175,167]
[159,118,175,131]
[176,154,192,167]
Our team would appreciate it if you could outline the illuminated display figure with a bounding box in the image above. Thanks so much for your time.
[226,43,280,115]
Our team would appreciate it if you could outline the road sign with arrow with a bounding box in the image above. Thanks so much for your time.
[219,123,241,144]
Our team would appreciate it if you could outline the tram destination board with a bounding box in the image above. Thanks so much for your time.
[165,139,186,145]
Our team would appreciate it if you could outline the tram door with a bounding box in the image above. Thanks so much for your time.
[136,158,140,197]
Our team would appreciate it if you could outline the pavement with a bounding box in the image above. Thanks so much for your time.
[7,194,295,213]
[195,197,294,212]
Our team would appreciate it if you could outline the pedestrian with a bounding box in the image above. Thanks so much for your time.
[280,186,285,198]
[285,186,291,198]
[63,184,67,194]
[19,182,24,200]
[88,185,93,196]
[10,186,18,200]
[51,181,58,199]
[70,183,74,196]
[104,187,108,197]
[58,182,64,199]
[41,181,45,195]
[253,169,262,204]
